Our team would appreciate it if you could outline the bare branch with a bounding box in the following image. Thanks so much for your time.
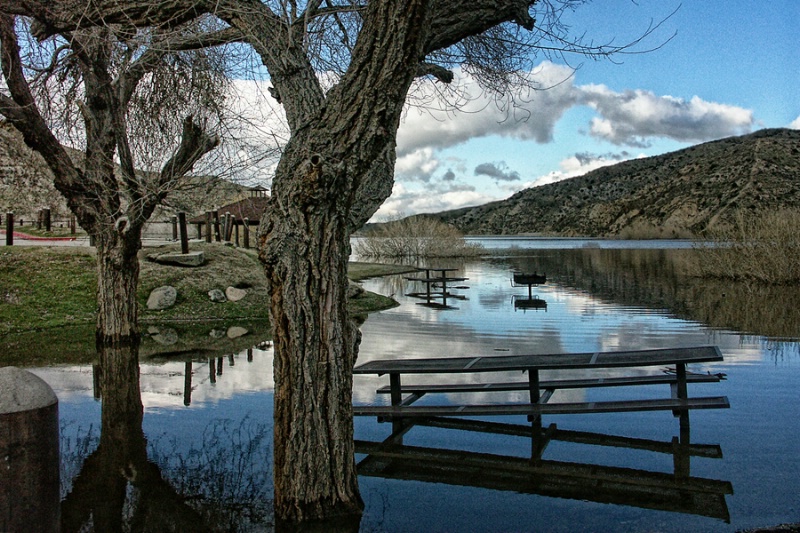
[0,14,86,206]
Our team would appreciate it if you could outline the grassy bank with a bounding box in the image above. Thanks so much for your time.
[0,243,411,365]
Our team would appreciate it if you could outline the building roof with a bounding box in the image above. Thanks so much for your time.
[189,196,270,224]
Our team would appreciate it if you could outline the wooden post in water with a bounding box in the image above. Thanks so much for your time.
[178,212,189,254]
[5,212,13,246]
[0,367,60,533]
[243,218,250,249]
[183,361,192,406]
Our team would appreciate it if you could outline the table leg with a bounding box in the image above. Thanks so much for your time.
[389,373,403,434]
[672,363,689,420]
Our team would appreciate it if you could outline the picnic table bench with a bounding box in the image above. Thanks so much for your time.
[353,346,729,421]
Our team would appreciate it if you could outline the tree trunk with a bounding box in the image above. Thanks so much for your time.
[260,153,363,524]
[94,227,142,345]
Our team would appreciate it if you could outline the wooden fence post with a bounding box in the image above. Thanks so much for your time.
[70,216,76,234]
[243,218,250,249]
[223,212,232,242]
[5,212,13,246]
[205,211,212,243]
[234,218,240,246]
[178,212,189,254]
[171,215,178,241]
[213,210,221,242]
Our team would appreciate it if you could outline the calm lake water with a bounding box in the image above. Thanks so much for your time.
[20,242,800,532]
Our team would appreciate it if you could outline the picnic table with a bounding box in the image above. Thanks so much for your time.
[353,346,728,421]
[354,346,732,520]
[404,267,469,309]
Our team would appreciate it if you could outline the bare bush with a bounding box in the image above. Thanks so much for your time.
[692,209,800,284]
[354,216,483,259]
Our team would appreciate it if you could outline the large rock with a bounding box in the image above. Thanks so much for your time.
[208,289,227,303]
[147,286,177,310]
[226,326,249,339]
[225,286,247,302]
[150,251,205,267]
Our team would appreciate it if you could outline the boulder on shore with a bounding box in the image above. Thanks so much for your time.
[147,286,177,310]
[208,289,226,303]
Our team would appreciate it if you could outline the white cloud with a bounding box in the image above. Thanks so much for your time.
[372,182,497,220]
[395,147,440,181]
[521,151,635,189]
[789,115,800,129]
[579,85,754,146]
[396,62,578,156]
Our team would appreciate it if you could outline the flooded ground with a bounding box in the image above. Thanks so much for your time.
[16,242,800,531]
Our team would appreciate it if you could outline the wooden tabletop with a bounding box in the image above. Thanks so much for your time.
[353,346,723,375]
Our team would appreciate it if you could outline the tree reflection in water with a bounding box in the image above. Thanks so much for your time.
[59,342,273,532]
[513,248,800,342]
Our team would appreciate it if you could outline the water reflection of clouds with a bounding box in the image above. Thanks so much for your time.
[31,347,276,411]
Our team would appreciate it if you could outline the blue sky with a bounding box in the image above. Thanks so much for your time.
[373,0,800,219]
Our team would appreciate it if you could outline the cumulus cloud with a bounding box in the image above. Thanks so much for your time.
[394,147,440,181]
[373,182,496,220]
[396,61,578,156]
[474,161,521,182]
[579,85,754,147]
[789,116,800,129]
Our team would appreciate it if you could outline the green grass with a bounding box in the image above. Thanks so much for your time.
[0,244,410,364]
[0,247,97,335]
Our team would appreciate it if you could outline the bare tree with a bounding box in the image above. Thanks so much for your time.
[2,0,671,525]
[0,16,234,343]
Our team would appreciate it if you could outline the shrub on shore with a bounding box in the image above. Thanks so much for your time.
[354,216,483,259]
[692,209,800,284]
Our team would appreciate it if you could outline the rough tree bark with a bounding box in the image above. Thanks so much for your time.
[257,2,432,523]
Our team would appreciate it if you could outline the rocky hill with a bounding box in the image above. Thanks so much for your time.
[0,121,254,222]
[431,128,800,237]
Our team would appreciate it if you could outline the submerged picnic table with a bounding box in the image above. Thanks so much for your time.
[353,346,729,420]
[404,267,469,309]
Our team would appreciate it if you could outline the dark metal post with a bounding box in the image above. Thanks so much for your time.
[5,212,12,246]
[178,212,189,254]
[0,368,60,533]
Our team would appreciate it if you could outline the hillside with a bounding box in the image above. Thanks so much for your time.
[431,128,800,237]
[0,121,254,223]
